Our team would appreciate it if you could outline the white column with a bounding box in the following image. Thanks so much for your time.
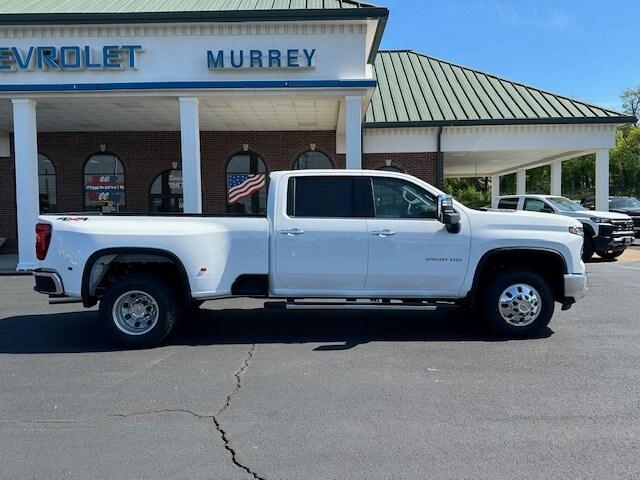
[12,99,39,271]
[179,97,202,214]
[491,175,500,208]
[516,169,526,195]
[550,161,562,196]
[345,95,362,169]
[595,149,610,212]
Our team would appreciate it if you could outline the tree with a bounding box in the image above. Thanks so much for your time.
[561,154,595,200]
[443,177,491,208]
[526,165,550,194]
[621,87,640,123]
[558,125,640,200]
[610,126,640,197]
[500,173,516,195]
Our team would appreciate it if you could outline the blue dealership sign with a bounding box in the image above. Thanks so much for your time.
[0,45,317,74]
[207,48,316,70]
[0,45,143,72]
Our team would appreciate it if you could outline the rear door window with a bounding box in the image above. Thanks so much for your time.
[287,176,370,218]
[498,198,519,209]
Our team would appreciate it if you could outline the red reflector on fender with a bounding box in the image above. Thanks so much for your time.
[35,223,52,261]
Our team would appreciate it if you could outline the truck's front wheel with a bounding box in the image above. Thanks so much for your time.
[482,270,554,337]
[581,235,595,262]
[100,274,179,348]
[597,249,624,260]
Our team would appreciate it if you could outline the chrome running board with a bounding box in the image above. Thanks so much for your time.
[265,300,438,311]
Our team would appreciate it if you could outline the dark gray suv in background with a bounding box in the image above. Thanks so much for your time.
[581,196,640,238]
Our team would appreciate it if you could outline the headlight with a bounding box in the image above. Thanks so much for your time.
[590,217,609,224]
[569,225,584,236]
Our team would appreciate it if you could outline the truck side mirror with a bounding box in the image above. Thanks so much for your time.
[437,194,461,233]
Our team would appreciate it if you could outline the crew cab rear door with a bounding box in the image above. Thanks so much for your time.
[272,174,370,294]
[364,175,471,296]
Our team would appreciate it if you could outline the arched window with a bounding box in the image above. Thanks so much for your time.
[294,151,333,170]
[84,153,125,212]
[150,169,183,213]
[226,152,268,215]
[38,154,57,213]
[378,164,405,173]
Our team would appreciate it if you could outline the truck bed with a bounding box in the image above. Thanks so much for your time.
[39,214,270,299]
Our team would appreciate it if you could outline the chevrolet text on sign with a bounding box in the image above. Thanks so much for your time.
[0,45,143,71]
[0,46,317,72]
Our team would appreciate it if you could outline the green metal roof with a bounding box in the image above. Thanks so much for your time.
[0,0,389,63]
[0,0,380,14]
[366,50,636,127]
[0,0,388,32]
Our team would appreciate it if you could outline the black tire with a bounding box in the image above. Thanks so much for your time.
[190,300,206,310]
[99,274,180,348]
[582,235,595,262]
[181,300,206,324]
[597,249,624,260]
[481,269,554,337]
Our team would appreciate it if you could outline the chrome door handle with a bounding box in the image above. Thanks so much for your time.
[371,229,396,237]
[280,228,305,236]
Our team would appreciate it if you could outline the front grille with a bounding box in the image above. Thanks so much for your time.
[632,217,640,228]
[612,219,635,233]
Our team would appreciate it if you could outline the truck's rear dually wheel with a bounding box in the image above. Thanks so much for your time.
[482,269,554,337]
[100,274,179,348]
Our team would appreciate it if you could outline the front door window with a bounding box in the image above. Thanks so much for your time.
[372,177,437,219]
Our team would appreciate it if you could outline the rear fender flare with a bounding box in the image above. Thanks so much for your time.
[81,247,191,307]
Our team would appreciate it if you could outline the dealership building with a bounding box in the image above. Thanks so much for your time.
[0,1,634,269]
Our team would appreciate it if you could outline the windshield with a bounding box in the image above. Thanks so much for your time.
[546,197,587,212]
[610,197,640,209]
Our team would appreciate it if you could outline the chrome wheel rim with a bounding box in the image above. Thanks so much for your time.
[498,283,541,327]
[112,290,159,336]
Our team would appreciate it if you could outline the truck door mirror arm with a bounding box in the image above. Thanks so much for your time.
[437,194,461,234]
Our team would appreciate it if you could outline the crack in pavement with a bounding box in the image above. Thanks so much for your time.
[108,346,262,479]
[1,408,210,425]
[210,344,264,480]
[211,414,263,480]
[109,408,208,420]
[218,344,255,416]
[1,345,263,479]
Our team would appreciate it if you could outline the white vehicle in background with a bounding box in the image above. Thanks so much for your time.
[32,170,587,348]
[495,195,635,261]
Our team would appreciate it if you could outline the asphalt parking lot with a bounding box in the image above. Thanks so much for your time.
[1,259,639,480]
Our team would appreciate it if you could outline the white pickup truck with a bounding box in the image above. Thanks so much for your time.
[33,170,587,347]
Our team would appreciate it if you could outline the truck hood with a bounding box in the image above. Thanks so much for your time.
[470,208,581,229]
[560,210,631,221]
[611,207,640,216]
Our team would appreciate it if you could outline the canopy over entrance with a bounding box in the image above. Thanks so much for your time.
[363,50,635,210]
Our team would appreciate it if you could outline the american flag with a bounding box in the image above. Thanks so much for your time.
[227,174,267,204]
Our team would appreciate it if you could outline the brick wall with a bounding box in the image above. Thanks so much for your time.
[0,130,437,253]
[199,130,341,213]
[38,131,184,213]
[0,155,17,253]
[363,152,438,183]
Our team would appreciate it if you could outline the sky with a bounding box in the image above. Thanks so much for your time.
[377,0,640,112]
